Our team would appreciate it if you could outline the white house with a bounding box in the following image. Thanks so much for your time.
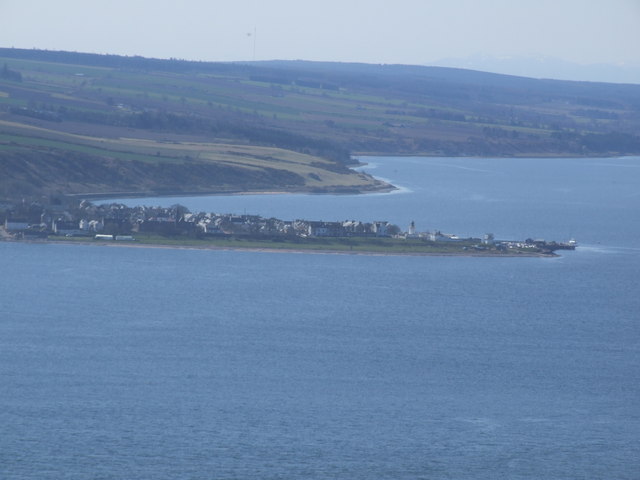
[4,219,30,231]
[373,221,390,237]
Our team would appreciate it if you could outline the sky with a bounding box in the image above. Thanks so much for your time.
[2,0,640,82]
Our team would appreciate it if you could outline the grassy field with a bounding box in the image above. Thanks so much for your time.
[45,233,550,256]
[0,117,388,198]
[0,123,385,183]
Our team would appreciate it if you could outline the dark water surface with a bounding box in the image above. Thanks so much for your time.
[2,157,639,479]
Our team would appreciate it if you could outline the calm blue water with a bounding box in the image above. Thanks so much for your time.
[109,156,640,246]
[2,156,640,479]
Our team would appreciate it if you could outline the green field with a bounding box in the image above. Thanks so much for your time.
[47,233,551,257]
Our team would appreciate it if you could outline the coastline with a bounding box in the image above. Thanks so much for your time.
[2,237,558,258]
[68,154,635,204]
[63,182,398,202]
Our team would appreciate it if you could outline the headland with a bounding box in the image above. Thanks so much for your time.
[1,200,575,258]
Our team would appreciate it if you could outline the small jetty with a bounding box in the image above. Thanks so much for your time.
[531,239,577,252]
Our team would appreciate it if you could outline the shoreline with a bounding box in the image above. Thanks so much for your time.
[352,152,639,159]
[2,238,558,258]
[63,163,397,202]
[60,154,636,203]
[63,183,398,202]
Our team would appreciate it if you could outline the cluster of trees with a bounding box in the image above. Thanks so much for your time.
[581,132,640,153]
[0,48,249,76]
[1,63,22,82]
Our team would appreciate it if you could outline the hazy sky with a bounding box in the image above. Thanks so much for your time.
[2,0,639,70]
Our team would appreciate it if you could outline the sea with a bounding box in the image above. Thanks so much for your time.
[1,156,639,480]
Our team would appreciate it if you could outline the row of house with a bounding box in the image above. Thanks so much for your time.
[1,200,400,239]
[3,200,500,245]
[306,220,392,237]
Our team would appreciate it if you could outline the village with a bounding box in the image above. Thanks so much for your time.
[1,199,396,239]
[0,198,576,253]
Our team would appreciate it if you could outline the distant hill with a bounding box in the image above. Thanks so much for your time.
[431,54,640,85]
[2,48,640,200]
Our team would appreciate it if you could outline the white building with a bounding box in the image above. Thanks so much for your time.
[4,219,30,231]
[373,221,389,237]
[483,233,495,245]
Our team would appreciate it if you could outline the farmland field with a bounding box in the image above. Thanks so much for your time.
[2,48,640,199]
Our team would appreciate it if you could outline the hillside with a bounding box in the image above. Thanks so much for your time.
[2,48,640,200]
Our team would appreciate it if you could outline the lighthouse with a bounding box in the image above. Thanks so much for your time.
[408,220,416,236]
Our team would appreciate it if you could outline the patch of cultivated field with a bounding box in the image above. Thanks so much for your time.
[0,119,383,191]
